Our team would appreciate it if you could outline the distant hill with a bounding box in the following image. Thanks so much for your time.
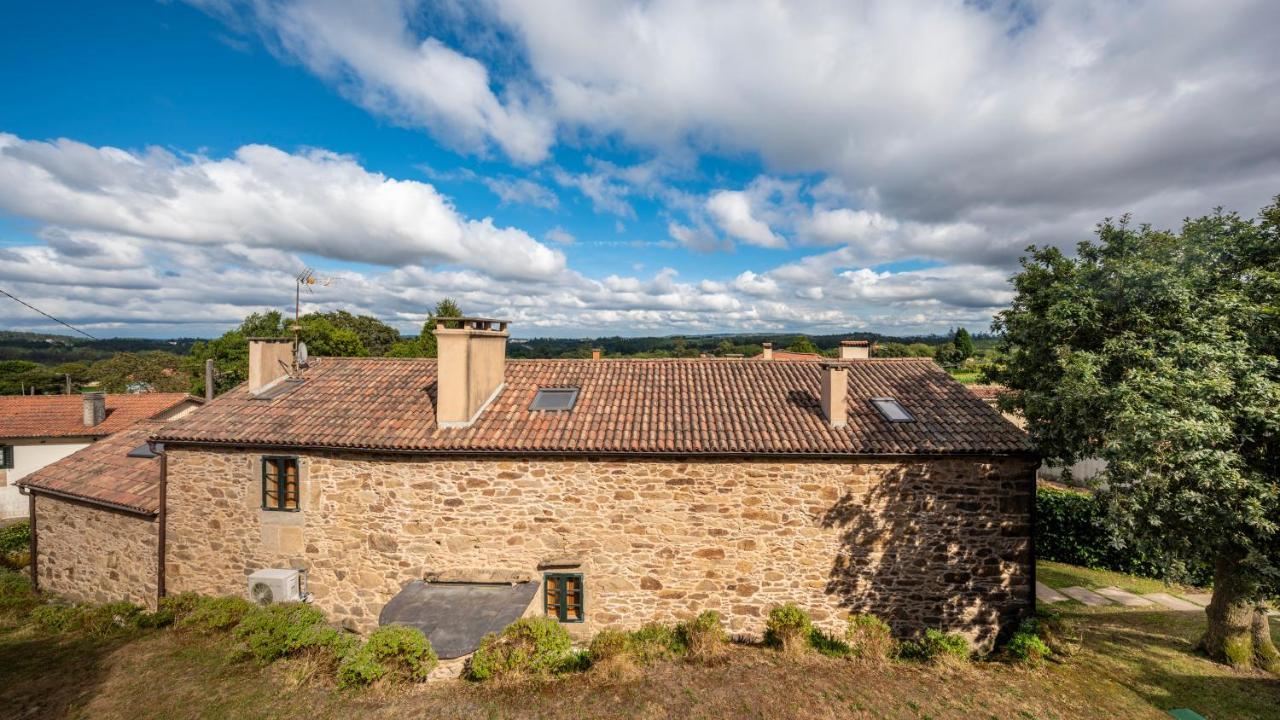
[0,331,199,365]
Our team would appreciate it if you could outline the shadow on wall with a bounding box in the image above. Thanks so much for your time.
[821,462,1030,648]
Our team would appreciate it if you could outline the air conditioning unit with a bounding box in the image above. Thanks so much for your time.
[247,568,307,605]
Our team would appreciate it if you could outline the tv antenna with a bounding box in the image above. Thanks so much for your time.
[292,268,335,368]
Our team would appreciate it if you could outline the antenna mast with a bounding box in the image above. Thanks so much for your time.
[293,268,334,369]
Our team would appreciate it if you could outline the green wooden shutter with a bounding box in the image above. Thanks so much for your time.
[1,445,13,470]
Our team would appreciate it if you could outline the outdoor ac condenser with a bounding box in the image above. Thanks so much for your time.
[247,568,306,605]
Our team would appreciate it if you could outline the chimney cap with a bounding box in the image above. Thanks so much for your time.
[247,336,293,342]
[840,340,870,347]
[434,316,509,333]
[819,360,850,370]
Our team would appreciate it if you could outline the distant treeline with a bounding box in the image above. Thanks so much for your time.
[1,306,996,397]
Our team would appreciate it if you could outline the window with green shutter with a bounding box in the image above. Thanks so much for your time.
[0,445,13,470]
[543,573,584,623]
[261,456,299,511]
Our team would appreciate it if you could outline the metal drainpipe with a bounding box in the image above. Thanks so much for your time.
[155,442,168,605]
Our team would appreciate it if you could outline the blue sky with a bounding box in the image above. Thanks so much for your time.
[1,1,1278,339]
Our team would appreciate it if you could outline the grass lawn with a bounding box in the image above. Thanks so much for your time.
[947,370,983,384]
[1037,560,1207,596]
[2,564,1277,720]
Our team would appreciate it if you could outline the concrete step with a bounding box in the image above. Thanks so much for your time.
[1144,592,1202,611]
[1036,581,1069,603]
[1060,586,1113,606]
[1096,586,1155,607]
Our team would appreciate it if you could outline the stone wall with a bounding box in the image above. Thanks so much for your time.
[34,495,157,609]
[164,449,1034,649]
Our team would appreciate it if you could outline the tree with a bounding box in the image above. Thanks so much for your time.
[0,360,59,395]
[787,336,820,354]
[88,352,192,393]
[305,310,400,356]
[952,327,976,360]
[993,201,1280,673]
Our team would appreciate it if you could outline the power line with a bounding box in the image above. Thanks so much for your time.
[0,287,99,340]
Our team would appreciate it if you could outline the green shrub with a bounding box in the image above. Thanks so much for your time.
[338,625,437,688]
[176,596,253,634]
[31,604,85,633]
[845,613,894,662]
[588,629,631,664]
[466,617,573,681]
[899,629,970,663]
[626,622,685,664]
[808,627,852,658]
[1006,628,1052,664]
[232,603,336,664]
[0,521,30,554]
[677,611,728,662]
[1036,487,1211,584]
[0,569,39,615]
[764,604,812,654]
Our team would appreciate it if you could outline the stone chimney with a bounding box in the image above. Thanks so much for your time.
[819,362,848,428]
[839,340,871,360]
[436,317,509,428]
[761,342,773,360]
[591,348,602,360]
[248,337,294,396]
[82,391,106,427]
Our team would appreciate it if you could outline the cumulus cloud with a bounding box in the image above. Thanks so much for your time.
[705,190,786,249]
[0,133,564,279]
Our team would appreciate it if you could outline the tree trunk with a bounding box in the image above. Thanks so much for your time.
[1199,554,1279,673]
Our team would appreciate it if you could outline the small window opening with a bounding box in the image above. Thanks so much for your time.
[530,387,579,412]
[261,456,300,511]
[0,445,13,470]
[544,573,584,622]
[871,397,915,423]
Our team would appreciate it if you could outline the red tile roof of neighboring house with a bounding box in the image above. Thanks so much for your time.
[156,358,1032,456]
[966,384,1009,403]
[18,421,163,514]
[0,393,198,439]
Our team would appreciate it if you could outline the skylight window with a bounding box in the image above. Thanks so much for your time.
[870,398,914,423]
[530,387,579,412]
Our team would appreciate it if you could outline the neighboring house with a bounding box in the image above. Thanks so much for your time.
[0,392,200,518]
[27,320,1036,657]
[966,384,1106,485]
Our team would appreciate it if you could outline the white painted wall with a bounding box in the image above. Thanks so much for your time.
[0,438,93,518]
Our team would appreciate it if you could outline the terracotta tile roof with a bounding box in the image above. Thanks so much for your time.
[18,421,163,514]
[156,358,1032,456]
[0,393,198,439]
[966,384,1009,403]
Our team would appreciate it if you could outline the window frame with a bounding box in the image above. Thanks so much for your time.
[0,445,13,470]
[543,572,585,623]
[260,456,301,512]
[870,397,915,423]
[529,387,580,412]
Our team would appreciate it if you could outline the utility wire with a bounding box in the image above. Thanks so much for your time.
[0,287,99,340]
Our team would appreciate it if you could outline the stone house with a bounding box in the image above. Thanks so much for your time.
[1,392,200,518]
[138,319,1036,654]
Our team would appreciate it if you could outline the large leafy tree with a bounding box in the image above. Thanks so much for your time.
[993,201,1280,672]
[389,298,463,358]
[88,351,192,393]
[307,310,400,356]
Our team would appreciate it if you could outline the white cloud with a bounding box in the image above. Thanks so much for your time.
[482,176,559,209]
[545,226,575,244]
[705,190,786,249]
[0,133,564,280]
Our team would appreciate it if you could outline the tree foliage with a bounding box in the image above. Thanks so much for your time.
[786,336,820,354]
[87,351,191,393]
[390,298,463,358]
[993,200,1280,671]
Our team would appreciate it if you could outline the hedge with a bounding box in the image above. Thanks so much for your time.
[1036,487,1211,585]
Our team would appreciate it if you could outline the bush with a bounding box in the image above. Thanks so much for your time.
[626,622,685,664]
[808,627,852,658]
[466,617,573,681]
[176,596,253,634]
[764,604,812,654]
[588,629,631,664]
[1006,623,1053,664]
[0,521,30,554]
[31,604,84,633]
[338,625,437,688]
[233,603,342,664]
[31,601,145,636]
[677,611,728,662]
[0,569,39,615]
[899,629,970,663]
[845,613,894,662]
[1036,487,1211,584]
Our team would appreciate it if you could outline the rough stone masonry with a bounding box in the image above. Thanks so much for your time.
[163,447,1034,649]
